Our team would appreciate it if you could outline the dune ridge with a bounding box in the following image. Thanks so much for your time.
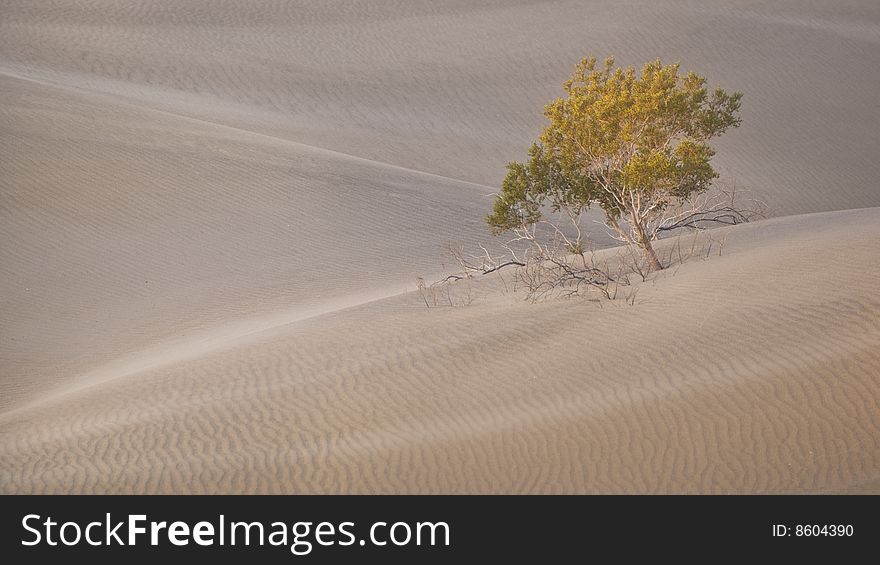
[2,1,880,494]
[2,208,879,493]
[1,71,503,412]
[2,0,879,211]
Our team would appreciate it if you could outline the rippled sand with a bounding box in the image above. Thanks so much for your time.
[1,1,879,493]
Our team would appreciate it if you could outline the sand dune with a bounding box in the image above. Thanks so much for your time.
[2,209,879,493]
[2,1,879,211]
[1,1,879,493]
[0,73,501,411]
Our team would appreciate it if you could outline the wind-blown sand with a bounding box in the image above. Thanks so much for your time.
[1,1,879,493]
[2,209,879,493]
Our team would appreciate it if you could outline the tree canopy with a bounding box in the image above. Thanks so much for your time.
[487,56,742,270]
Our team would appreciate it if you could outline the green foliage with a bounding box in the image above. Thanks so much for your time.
[487,143,593,233]
[487,55,742,268]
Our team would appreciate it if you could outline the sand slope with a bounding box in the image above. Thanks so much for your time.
[2,0,879,211]
[2,208,879,494]
[2,1,880,493]
[0,73,500,411]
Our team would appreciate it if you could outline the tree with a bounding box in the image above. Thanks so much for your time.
[488,56,742,271]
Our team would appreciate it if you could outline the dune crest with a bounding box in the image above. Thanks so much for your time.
[2,209,879,493]
[2,1,879,494]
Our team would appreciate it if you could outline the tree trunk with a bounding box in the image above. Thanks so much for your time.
[640,237,663,272]
[630,212,664,272]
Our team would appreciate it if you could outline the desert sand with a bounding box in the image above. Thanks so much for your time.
[1,1,879,493]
